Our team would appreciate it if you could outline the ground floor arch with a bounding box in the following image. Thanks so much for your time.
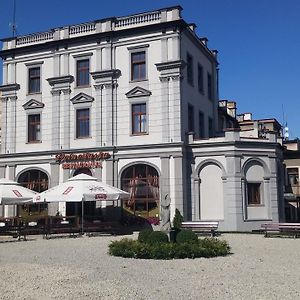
[198,163,224,220]
[121,163,160,218]
[17,169,49,216]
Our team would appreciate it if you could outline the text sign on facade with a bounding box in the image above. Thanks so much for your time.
[55,152,111,170]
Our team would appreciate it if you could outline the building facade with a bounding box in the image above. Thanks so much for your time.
[0,6,284,230]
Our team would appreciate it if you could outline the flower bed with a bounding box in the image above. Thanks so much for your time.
[108,233,230,260]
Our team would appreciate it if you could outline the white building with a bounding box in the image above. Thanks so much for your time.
[0,6,284,231]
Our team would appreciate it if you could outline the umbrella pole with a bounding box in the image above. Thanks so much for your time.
[81,198,84,235]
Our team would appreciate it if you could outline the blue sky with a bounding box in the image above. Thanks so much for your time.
[0,0,299,138]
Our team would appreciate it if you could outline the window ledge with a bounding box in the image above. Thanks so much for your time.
[26,141,42,144]
[27,92,42,96]
[75,85,91,89]
[131,133,149,136]
[129,79,148,83]
[75,136,92,140]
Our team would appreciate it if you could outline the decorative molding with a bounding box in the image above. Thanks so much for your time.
[51,90,61,96]
[70,92,94,104]
[155,60,186,72]
[72,52,93,58]
[125,86,152,98]
[91,69,121,80]
[22,99,45,110]
[25,61,44,66]
[47,75,74,86]
[0,83,20,92]
[127,44,150,50]
[61,88,72,95]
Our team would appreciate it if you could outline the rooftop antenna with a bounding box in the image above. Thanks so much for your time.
[11,0,17,37]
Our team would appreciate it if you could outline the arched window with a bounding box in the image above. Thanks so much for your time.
[18,169,49,193]
[73,168,92,176]
[18,169,49,215]
[121,164,159,218]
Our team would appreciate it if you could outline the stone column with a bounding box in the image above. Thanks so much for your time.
[160,77,170,143]
[51,90,61,150]
[0,166,5,216]
[102,83,113,147]
[193,178,200,220]
[48,163,60,215]
[1,98,8,154]
[61,88,71,149]
[6,96,17,153]
[94,85,103,146]
[7,165,16,217]
[224,155,243,231]
[170,76,181,142]
[173,155,184,217]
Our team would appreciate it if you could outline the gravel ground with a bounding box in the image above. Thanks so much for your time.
[0,233,300,300]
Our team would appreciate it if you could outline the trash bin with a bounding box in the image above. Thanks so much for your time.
[169,229,177,243]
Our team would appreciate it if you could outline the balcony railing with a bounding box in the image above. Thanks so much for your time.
[115,11,161,28]
[16,31,54,46]
[69,22,96,36]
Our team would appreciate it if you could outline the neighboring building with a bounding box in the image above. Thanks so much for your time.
[283,139,300,222]
[0,6,284,231]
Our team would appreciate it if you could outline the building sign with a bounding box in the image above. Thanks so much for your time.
[55,151,111,170]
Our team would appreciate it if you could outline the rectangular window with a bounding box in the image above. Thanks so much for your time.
[188,105,194,132]
[287,168,299,186]
[207,72,212,100]
[198,64,204,93]
[28,114,41,142]
[131,51,146,81]
[187,53,194,85]
[76,59,90,87]
[132,103,147,134]
[28,67,41,94]
[247,183,261,205]
[199,111,204,138]
[209,117,213,137]
[76,108,90,138]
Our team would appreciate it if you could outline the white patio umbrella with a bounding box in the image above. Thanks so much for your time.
[33,174,129,232]
[0,178,36,205]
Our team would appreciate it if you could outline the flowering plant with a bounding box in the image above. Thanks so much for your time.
[147,217,160,225]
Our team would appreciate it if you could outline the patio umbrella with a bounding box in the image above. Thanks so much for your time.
[33,174,129,232]
[0,178,36,205]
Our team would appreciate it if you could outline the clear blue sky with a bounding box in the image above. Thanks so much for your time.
[0,0,299,138]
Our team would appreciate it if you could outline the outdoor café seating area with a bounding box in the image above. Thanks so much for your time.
[0,215,121,240]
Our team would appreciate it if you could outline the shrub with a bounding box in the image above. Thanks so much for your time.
[172,208,183,230]
[108,237,231,259]
[176,229,198,244]
[147,231,169,245]
[138,229,153,244]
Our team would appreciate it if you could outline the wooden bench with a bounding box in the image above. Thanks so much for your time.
[43,216,81,239]
[181,221,219,237]
[84,221,119,236]
[261,223,300,238]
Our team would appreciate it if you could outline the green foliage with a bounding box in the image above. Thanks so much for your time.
[138,229,153,244]
[172,208,183,230]
[176,229,198,244]
[108,237,230,259]
[146,231,169,245]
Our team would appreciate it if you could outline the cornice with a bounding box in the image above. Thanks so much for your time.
[91,69,121,80]
[47,75,74,86]
[0,83,20,92]
[155,60,186,72]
